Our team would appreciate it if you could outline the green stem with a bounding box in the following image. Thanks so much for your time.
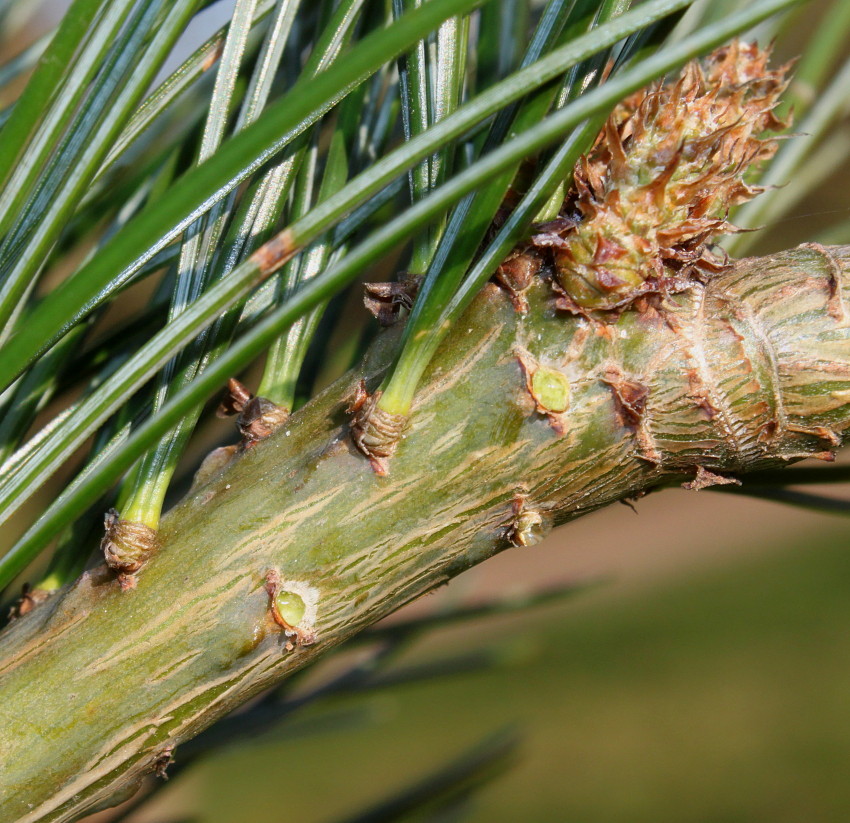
[2,246,850,821]
[0,0,804,572]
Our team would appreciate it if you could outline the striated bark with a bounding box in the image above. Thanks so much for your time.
[2,245,850,821]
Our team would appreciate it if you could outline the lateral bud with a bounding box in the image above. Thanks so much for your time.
[506,43,790,314]
[101,509,159,590]
[348,380,408,476]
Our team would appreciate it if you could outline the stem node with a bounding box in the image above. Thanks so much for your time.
[101,509,160,590]
[348,381,409,475]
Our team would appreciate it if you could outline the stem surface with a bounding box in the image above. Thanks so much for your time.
[1,245,850,821]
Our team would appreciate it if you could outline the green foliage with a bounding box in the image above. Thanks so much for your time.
[0,0,812,591]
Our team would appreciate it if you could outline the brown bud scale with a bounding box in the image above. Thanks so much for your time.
[6,585,52,621]
[101,509,159,587]
[348,382,408,475]
[217,378,289,448]
[364,273,422,326]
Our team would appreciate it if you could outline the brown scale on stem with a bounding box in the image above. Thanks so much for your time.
[152,745,174,780]
[602,364,650,429]
[216,378,289,449]
[682,466,741,490]
[800,243,848,323]
[101,509,159,590]
[347,380,408,475]
[6,584,52,621]
[493,247,546,313]
[686,367,721,420]
[783,422,841,462]
[364,273,422,326]
[601,364,660,464]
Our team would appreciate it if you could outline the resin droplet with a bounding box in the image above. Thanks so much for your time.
[264,570,318,648]
[507,496,553,547]
[530,367,570,414]
[509,509,552,547]
[274,589,306,627]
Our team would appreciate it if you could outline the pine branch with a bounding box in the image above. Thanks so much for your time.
[1,245,849,821]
